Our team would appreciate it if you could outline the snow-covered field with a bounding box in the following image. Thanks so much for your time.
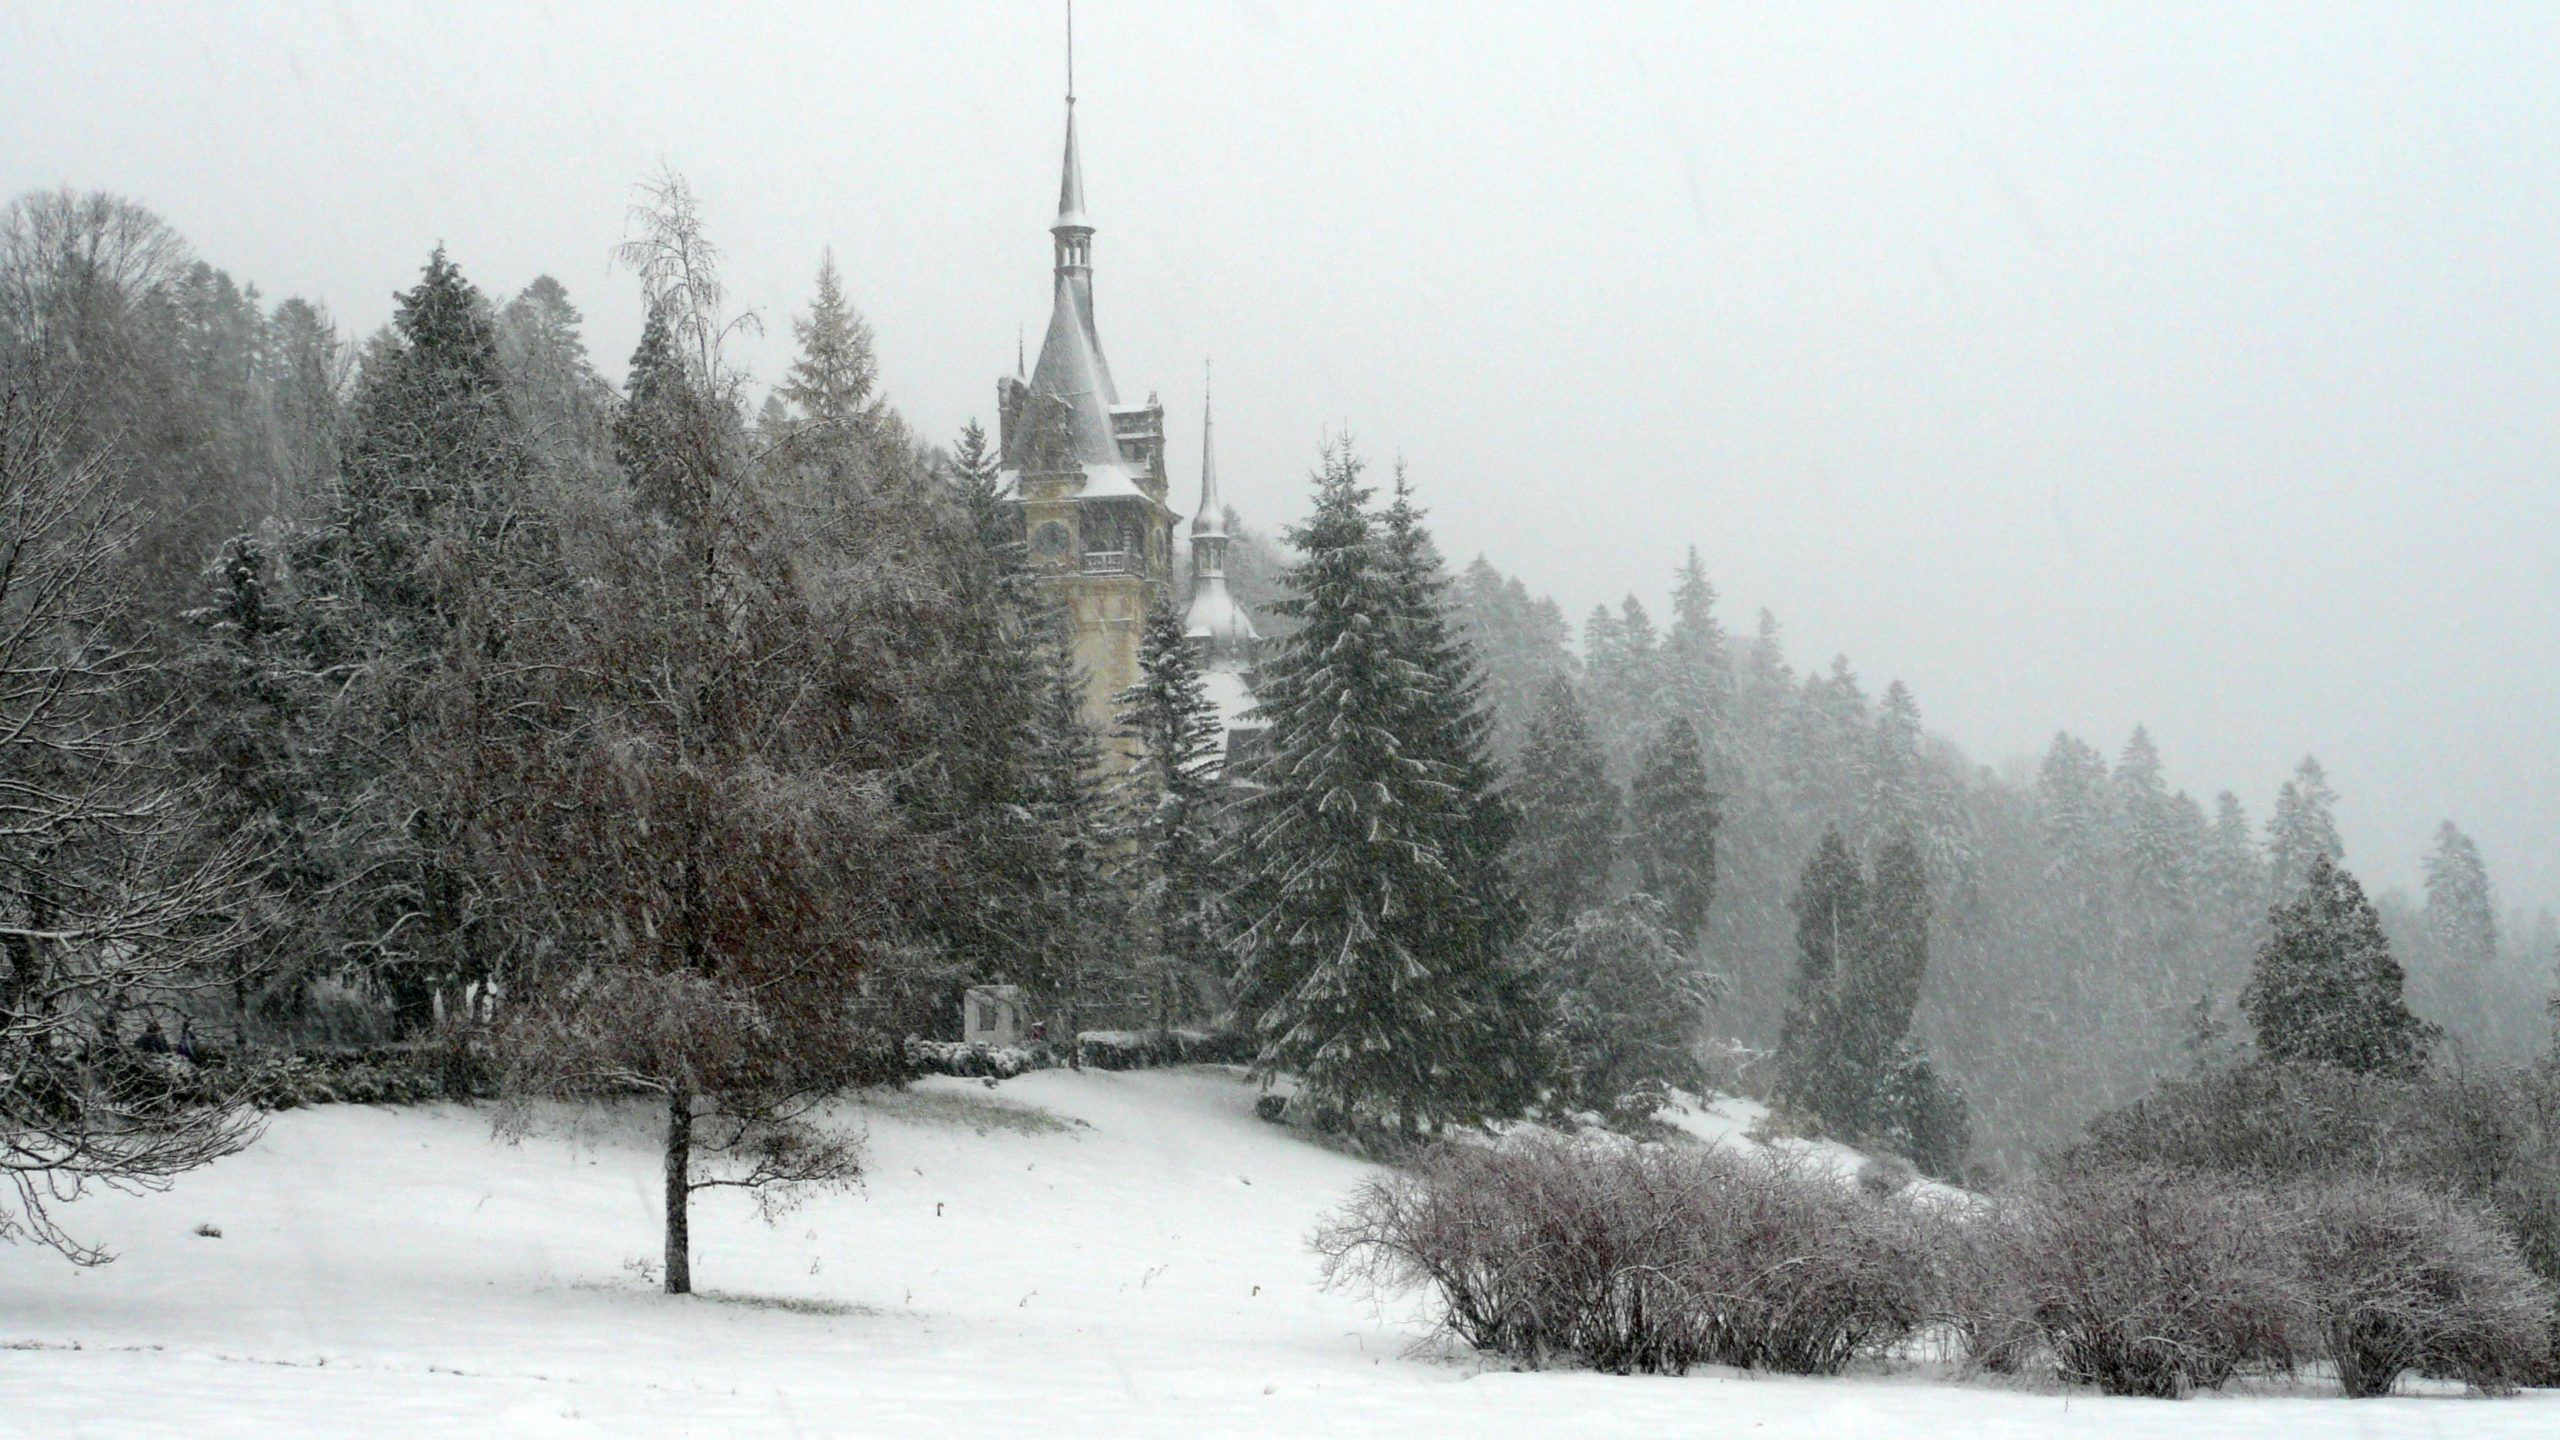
[2,1067,2548,1438]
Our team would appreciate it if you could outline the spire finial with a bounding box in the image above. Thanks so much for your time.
[1017,323,1026,378]
[1066,0,1076,106]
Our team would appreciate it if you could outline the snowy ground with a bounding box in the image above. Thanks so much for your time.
[2,1066,2548,1438]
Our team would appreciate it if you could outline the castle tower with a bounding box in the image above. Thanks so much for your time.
[997,81,1174,746]
[1182,375,1263,767]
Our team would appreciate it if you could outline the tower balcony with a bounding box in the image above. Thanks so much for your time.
[1079,549,1146,577]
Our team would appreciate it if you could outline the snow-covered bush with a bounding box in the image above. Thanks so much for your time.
[1529,895,1719,1125]
[2066,1059,2560,1383]
[2010,1166,2302,1397]
[2288,1179,2554,1397]
[1315,1134,1935,1376]
[1931,1201,2038,1375]
[1074,1028,1249,1071]
[905,1038,1045,1080]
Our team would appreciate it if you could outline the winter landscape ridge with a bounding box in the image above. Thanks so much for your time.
[1,1067,2544,1440]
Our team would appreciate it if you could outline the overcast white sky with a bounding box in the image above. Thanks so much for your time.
[6,2,2556,913]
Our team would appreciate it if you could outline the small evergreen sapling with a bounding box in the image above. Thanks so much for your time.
[1533,894,1720,1123]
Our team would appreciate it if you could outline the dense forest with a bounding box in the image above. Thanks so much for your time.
[4,173,2555,1259]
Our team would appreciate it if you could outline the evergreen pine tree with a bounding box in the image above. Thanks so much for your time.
[314,244,547,1026]
[1663,546,1735,737]
[1113,592,1225,1027]
[1226,446,1537,1132]
[774,248,883,442]
[1777,826,1866,1125]
[903,419,1061,1002]
[1533,894,1719,1122]
[1378,468,1542,1119]
[2420,820,2499,1049]
[1836,829,1930,1126]
[1626,716,1719,943]
[1510,676,1618,922]
[2242,855,2434,1075]
[1023,611,1117,1034]
[1865,680,1925,836]
[2267,756,2345,896]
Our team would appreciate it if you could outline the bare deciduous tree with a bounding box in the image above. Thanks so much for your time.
[0,378,268,1263]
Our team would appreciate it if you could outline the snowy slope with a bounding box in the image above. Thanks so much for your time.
[1,1066,2547,1438]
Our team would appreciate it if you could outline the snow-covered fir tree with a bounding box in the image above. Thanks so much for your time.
[1509,675,1619,922]
[2267,756,2345,897]
[2418,819,2499,1052]
[2243,854,2433,1076]
[1225,446,1541,1133]
[774,248,884,444]
[1776,826,1866,1127]
[1532,894,1718,1123]
[1626,715,1719,944]
[1662,546,1735,750]
[1113,592,1226,1026]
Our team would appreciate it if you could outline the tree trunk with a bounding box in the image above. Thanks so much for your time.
[663,1087,692,1294]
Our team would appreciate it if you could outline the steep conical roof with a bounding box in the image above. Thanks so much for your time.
[1027,270,1120,468]
[1056,102,1091,231]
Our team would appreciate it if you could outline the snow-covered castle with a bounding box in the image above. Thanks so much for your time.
[996,84,1261,765]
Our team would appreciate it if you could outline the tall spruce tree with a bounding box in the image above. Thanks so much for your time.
[1227,446,1537,1132]
[774,249,883,442]
[906,419,1060,1000]
[1836,829,1930,1121]
[496,275,616,485]
[1378,468,1542,1120]
[2242,855,2433,1075]
[1626,716,1719,943]
[313,245,546,1027]
[1113,592,1225,1026]
[1023,613,1117,1033]
[2420,820,2499,1050]
[2267,756,2345,896]
[1510,676,1618,922]
[1777,826,1866,1125]
[1663,546,1734,740]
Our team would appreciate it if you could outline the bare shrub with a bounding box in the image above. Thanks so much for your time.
[1931,1201,2039,1374]
[1857,1154,1916,1198]
[1314,1133,1934,1376]
[2065,1060,2560,1383]
[2011,1166,2303,1397]
[2289,1179,2555,1397]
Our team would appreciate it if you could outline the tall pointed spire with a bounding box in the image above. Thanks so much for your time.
[1054,1,1091,244]
[1192,360,1225,538]
[1185,367,1257,667]
[1056,105,1090,232]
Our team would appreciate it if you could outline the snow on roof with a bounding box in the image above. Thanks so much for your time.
[1201,665,1261,752]
[1184,575,1259,649]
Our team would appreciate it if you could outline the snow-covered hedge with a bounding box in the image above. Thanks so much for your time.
[1995,1166,2302,1398]
[1315,1133,1934,1375]
[2292,1179,2553,1397]
[1074,1028,1249,1071]
[905,1038,1049,1080]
